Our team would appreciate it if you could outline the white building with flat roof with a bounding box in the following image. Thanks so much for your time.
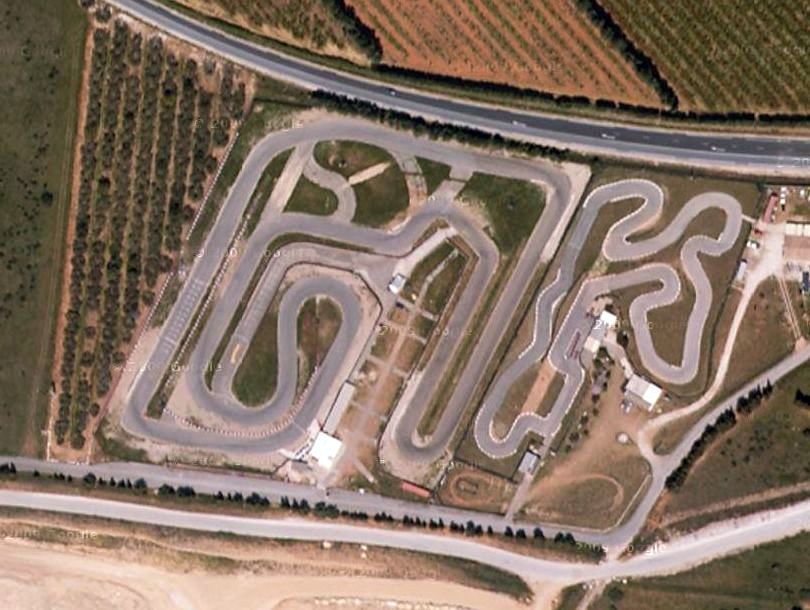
[583,310,618,355]
[387,273,407,294]
[308,431,343,471]
[624,374,663,411]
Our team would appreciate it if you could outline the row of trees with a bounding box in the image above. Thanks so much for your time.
[666,382,775,490]
[55,27,112,445]
[56,19,244,449]
[574,0,678,109]
[6,464,604,559]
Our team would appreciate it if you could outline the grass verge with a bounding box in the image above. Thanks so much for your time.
[285,174,338,215]
[0,0,86,454]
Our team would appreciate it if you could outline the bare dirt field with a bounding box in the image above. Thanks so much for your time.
[0,514,532,609]
[436,463,517,514]
[518,364,651,530]
[346,0,659,106]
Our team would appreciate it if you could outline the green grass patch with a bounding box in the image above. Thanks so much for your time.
[296,296,342,394]
[403,241,453,300]
[416,157,451,195]
[232,291,283,406]
[352,164,410,227]
[313,140,393,179]
[0,0,86,454]
[285,174,338,215]
[663,380,810,515]
[459,173,545,254]
[423,252,467,315]
[593,532,810,610]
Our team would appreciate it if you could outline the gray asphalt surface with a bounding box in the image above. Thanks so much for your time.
[1,488,809,584]
[301,154,357,222]
[107,0,810,173]
[198,243,391,426]
[475,180,742,458]
[124,118,574,461]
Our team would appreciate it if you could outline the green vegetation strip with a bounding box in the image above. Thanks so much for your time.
[352,164,410,227]
[313,140,393,178]
[232,291,283,406]
[243,148,293,236]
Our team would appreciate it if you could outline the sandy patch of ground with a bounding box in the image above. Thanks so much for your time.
[348,161,391,185]
[518,363,651,530]
[0,536,527,610]
[524,360,558,416]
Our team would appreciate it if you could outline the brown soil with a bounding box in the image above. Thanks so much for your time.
[0,516,528,610]
[348,0,660,106]
[437,464,517,514]
[518,363,651,530]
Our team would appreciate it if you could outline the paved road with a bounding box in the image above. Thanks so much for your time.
[1,488,809,585]
[107,0,810,173]
[475,180,742,458]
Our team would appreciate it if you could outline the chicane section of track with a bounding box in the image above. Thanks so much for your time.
[122,118,575,460]
[475,180,743,458]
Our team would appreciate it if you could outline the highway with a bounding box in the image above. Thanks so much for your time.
[0,488,809,585]
[106,0,810,173]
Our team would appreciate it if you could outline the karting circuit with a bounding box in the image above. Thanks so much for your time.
[121,118,578,466]
[117,116,749,493]
[474,180,743,459]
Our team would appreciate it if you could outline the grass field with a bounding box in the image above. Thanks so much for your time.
[312,139,408,226]
[402,241,454,301]
[459,173,545,254]
[593,532,810,610]
[0,0,86,454]
[423,252,467,315]
[296,296,342,395]
[232,290,282,406]
[659,360,810,517]
[313,140,393,178]
[352,163,409,227]
[416,157,451,195]
[602,0,810,113]
[244,149,292,235]
[720,277,795,395]
[233,289,342,405]
[285,174,339,215]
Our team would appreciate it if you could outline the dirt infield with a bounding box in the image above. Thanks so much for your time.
[437,463,516,514]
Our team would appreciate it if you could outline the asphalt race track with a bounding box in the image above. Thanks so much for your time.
[122,118,577,463]
[475,180,743,458]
